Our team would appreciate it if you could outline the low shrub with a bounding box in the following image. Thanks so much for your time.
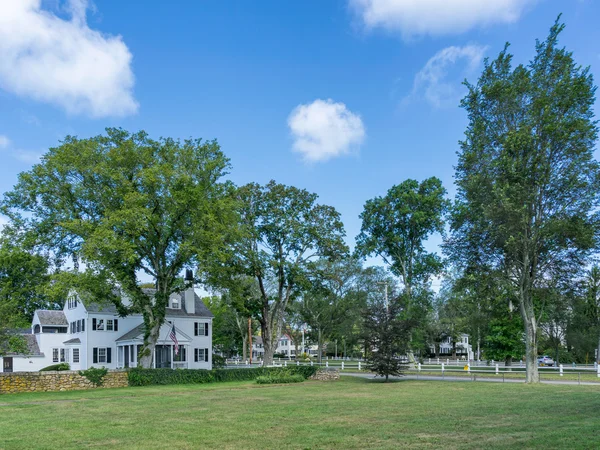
[79,367,108,386]
[128,365,317,387]
[256,374,304,384]
[212,354,226,369]
[39,363,70,372]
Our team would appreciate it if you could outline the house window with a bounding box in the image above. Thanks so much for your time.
[92,318,118,332]
[34,324,40,334]
[194,348,209,363]
[172,298,180,309]
[174,346,186,362]
[53,348,68,362]
[194,322,209,336]
[81,319,85,332]
[93,347,112,364]
[76,320,81,333]
[67,297,78,309]
[73,348,80,364]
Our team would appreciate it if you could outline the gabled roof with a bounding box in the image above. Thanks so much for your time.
[115,324,145,342]
[1,334,43,356]
[115,323,192,343]
[35,310,68,326]
[86,289,213,318]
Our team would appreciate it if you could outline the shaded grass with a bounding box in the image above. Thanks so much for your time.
[1,377,599,449]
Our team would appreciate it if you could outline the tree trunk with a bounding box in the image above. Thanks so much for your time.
[262,322,275,366]
[242,336,247,361]
[139,316,161,368]
[523,315,539,383]
[318,329,323,364]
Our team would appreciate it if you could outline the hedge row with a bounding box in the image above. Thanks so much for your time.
[128,366,318,387]
[256,374,304,384]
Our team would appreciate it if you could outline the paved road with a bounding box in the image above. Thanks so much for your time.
[342,372,600,386]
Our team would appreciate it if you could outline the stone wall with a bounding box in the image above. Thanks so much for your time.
[0,370,128,394]
[310,368,340,381]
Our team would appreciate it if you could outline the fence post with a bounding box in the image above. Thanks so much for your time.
[326,361,329,368]
[495,364,499,375]
[597,364,600,378]
[467,363,470,374]
[341,361,345,370]
[446,359,449,365]
[560,364,563,377]
[418,363,421,372]
[246,359,249,366]
[310,360,313,366]
[236,359,239,365]
[284,360,287,367]
[441,363,445,373]
[358,361,361,371]
[429,358,431,364]
[437,358,440,364]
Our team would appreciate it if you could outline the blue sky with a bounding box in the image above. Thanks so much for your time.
[1,0,599,275]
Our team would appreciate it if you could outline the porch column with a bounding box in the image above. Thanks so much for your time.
[171,345,174,369]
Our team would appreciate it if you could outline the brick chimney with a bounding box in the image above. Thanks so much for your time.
[184,269,195,314]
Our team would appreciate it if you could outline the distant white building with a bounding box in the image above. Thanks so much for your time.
[430,334,473,359]
[1,278,213,373]
[251,334,318,359]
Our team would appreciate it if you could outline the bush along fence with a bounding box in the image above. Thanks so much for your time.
[127,366,318,387]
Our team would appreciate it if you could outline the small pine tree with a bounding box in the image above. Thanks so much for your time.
[363,297,410,381]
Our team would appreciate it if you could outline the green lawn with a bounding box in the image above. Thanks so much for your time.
[1,377,599,449]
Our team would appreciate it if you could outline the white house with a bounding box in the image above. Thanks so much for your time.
[251,334,319,359]
[1,277,213,373]
[430,333,473,359]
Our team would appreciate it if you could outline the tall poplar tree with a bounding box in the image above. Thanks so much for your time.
[449,20,600,382]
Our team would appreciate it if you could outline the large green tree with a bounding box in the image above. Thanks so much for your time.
[356,177,449,360]
[449,20,600,382]
[1,128,236,367]
[220,181,347,365]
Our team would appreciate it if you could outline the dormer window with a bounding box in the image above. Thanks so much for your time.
[67,297,78,309]
[172,298,180,309]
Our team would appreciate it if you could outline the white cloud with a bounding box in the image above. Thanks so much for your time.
[288,99,366,163]
[350,0,538,38]
[12,149,43,164]
[0,0,137,117]
[407,45,487,107]
[0,135,9,148]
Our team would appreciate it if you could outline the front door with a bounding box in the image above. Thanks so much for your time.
[3,357,13,373]
[124,345,130,368]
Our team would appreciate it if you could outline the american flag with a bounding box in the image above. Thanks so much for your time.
[169,324,179,355]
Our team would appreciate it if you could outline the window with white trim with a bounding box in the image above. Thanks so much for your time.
[53,348,68,363]
[194,322,209,336]
[172,298,180,309]
[73,348,80,364]
[194,348,209,363]
[96,319,105,331]
[98,348,107,363]
[106,319,114,331]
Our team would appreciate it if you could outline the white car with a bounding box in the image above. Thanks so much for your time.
[537,355,554,366]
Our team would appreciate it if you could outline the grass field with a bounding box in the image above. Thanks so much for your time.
[1,376,599,449]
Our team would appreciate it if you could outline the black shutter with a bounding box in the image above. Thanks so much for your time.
[194,349,198,362]
[194,322,198,336]
[93,348,98,364]
[114,319,118,332]
[107,348,112,364]
[92,318,97,330]
[204,348,209,362]
[205,323,209,336]
[82,319,85,332]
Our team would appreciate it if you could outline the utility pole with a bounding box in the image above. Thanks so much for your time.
[248,318,252,365]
